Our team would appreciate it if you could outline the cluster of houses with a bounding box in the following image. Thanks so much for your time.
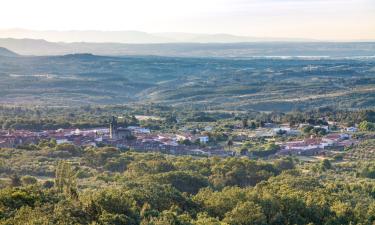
[0,130,39,148]
[0,117,231,157]
[0,116,362,158]
[277,133,357,156]
[106,116,219,155]
[231,120,360,156]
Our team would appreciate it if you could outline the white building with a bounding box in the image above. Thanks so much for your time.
[56,139,70,144]
[346,127,358,132]
[199,136,209,144]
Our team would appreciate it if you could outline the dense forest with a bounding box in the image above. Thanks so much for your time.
[0,145,375,225]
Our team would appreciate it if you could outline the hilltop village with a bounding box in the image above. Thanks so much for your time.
[0,115,363,159]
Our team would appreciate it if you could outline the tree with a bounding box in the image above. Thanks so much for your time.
[10,174,22,187]
[3,206,51,224]
[303,125,314,134]
[359,121,375,132]
[264,142,280,151]
[21,176,37,186]
[43,180,55,189]
[55,143,82,156]
[250,121,257,130]
[320,159,332,171]
[360,163,375,179]
[274,158,295,171]
[227,140,234,151]
[240,148,249,156]
[194,212,226,225]
[55,161,78,199]
[242,118,248,128]
[223,201,266,225]
[151,171,209,194]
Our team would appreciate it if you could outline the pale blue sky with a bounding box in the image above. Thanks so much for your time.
[0,0,374,40]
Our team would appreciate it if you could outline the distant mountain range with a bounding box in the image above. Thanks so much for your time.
[0,38,375,57]
[0,29,318,43]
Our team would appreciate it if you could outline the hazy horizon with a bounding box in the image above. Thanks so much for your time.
[0,28,323,43]
[0,0,374,42]
[0,28,373,44]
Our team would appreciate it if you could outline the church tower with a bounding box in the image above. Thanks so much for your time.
[109,116,118,139]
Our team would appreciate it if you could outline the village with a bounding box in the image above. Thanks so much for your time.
[0,115,362,159]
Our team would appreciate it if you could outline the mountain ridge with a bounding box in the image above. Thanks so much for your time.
[0,28,318,43]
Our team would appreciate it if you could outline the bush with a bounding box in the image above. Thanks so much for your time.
[21,176,38,186]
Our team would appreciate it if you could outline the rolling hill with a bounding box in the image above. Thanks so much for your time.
[0,53,374,111]
[0,47,18,57]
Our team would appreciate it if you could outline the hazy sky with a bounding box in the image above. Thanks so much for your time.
[0,0,374,40]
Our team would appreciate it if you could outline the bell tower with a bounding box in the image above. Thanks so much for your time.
[109,116,118,139]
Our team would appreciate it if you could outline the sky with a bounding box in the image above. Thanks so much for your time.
[0,0,374,40]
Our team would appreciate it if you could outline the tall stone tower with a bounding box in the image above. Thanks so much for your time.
[109,116,118,139]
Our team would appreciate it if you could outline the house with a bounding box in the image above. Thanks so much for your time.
[0,139,13,148]
[264,123,277,128]
[284,138,328,151]
[204,126,213,131]
[115,128,133,140]
[95,137,103,142]
[273,127,291,134]
[73,129,81,135]
[56,139,70,144]
[337,140,356,148]
[314,125,329,132]
[298,123,310,128]
[279,138,326,156]
[322,133,349,145]
[109,116,133,140]
[273,127,300,136]
[346,127,358,132]
[176,133,209,144]
[199,136,209,144]
[128,126,151,134]
[327,121,338,126]
[190,149,210,156]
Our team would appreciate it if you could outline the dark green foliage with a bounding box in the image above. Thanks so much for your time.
[149,171,209,194]
[0,140,374,224]
[360,163,375,179]
[321,159,332,171]
[20,176,37,186]
[359,121,375,131]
